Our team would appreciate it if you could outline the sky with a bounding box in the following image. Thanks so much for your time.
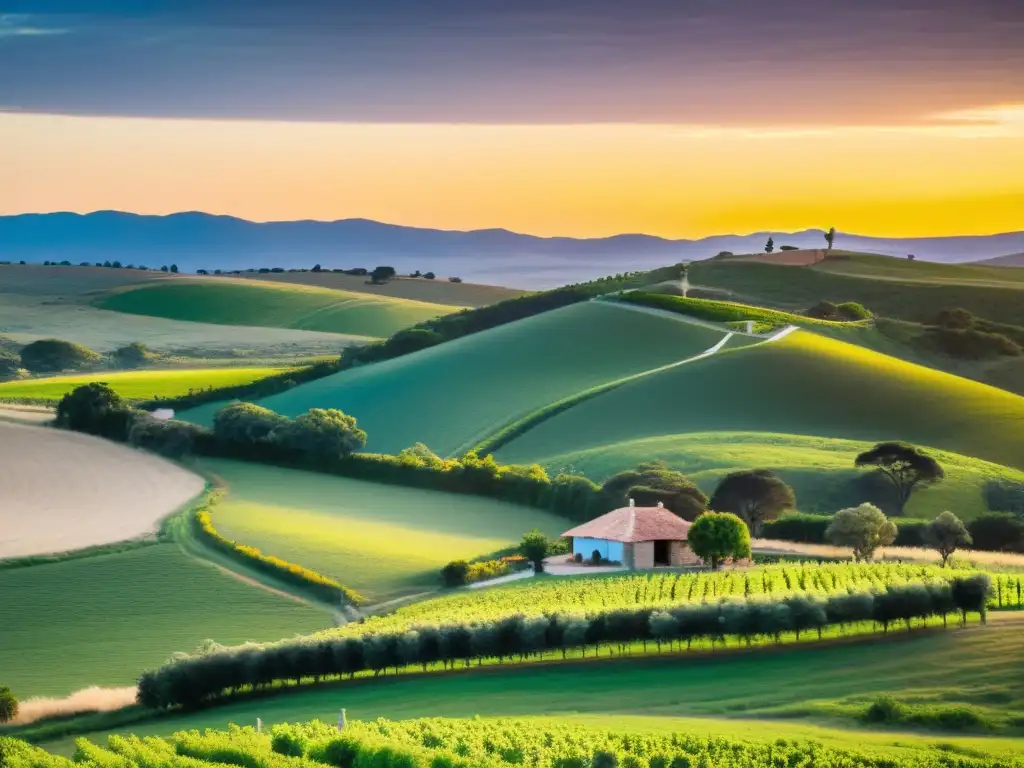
[3,0,1024,238]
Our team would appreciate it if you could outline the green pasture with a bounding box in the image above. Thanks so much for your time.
[95,280,456,339]
[0,545,328,697]
[816,251,1024,287]
[689,257,1024,327]
[181,302,727,455]
[32,617,1024,759]
[530,431,1024,519]
[496,330,1024,471]
[204,459,567,603]
[0,367,290,403]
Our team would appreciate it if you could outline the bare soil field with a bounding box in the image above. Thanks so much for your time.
[0,421,205,558]
[734,249,827,266]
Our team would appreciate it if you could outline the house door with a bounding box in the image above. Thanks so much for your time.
[653,540,671,566]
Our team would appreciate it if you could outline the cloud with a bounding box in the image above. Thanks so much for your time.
[0,14,69,39]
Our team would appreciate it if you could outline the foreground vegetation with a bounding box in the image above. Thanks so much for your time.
[0,545,328,698]
[136,565,992,709]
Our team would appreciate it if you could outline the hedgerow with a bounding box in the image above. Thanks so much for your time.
[615,292,871,329]
[136,569,991,709]
[192,490,362,606]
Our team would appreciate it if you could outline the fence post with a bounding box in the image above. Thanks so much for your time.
[257,718,262,733]
[338,708,347,731]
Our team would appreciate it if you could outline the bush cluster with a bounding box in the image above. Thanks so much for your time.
[440,558,516,587]
[926,308,1024,359]
[762,513,930,547]
[192,492,362,606]
[136,575,989,710]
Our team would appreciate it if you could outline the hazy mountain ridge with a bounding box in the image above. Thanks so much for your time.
[2,211,1022,289]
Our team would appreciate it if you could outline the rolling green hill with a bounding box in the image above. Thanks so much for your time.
[526,431,1024,520]
[204,459,566,603]
[0,367,293,403]
[180,302,728,455]
[0,545,327,697]
[95,280,459,339]
[689,256,1024,326]
[496,330,1024,471]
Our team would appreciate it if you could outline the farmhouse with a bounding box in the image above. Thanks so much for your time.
[562,500,701,569]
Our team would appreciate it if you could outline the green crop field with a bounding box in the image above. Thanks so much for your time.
[0,367,291,403]
[689,257,1024,327]
[0,545,329,698]
[496,330,1024,472]
[524,431,1024,519]
[204,459,567,603]
[180,302,728,455]
[31,616,1024,761]
[95,280,458,339]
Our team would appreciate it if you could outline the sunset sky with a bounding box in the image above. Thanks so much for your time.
[3,0,1023,238]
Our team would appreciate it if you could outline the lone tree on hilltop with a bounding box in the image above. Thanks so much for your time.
[688,512,751,570]
[855,442,944,515]
[0,686,17,724]
[370,265,396,284]
[520,529,550,573]
[709,469,796,536]
[825,227,836,252]
[765,236,774,254]
[924,511,972,567]
[826,503,897,561]
[170,264,178,273]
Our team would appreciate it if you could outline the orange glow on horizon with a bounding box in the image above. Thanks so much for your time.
[3,109,1023,239]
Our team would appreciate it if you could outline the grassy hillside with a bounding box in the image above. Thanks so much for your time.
[529,431,1024,519]
[0,367,292,403]
[242,272,525,307]
[95,280,458,339]
[34,617,1024,760]
[180,302,726,455]
[689,257,1024,326]
[815,251,1024,286]
[0,545,327,697]
[496,330,1024,471]
[204,459,566,603]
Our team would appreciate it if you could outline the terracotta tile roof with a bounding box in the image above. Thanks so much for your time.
[561,504,692,543]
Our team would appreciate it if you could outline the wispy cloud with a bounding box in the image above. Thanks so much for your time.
[0,14,69,39]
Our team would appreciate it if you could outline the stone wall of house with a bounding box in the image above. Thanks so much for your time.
[633,540,655,570]
[670,541,702,567]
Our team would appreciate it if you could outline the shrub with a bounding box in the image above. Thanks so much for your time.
[441,560,470,587]
[826,503,897,561]
[967,512,1024,553]
[55,383,137,441]
[934,308,975,329]
[926,327,1021,359]
[212,402,289,446]
[520,530,549,573]
[112,342,151,368]
[688,512,751,569]
[272,408,367,458]
[590,550,602,565]
[128,415,206,458]
[0,686,17,723]
[20,338,100,373]
[0,350,21,380]
[984,480,1024,514]
[449,276,463,283]
[374,328,444,357]
[573,552,583,564]
[864,695,907,724]
[836,301,872,320]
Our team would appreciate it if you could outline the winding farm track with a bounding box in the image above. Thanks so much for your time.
[0,421,205,558]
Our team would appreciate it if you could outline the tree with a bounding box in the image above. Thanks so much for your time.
[212,402,289,445]
[424,272,436,280]
[370,266,396,284]
[112,341,150,368]
[825,227,836,251]
[170,264,179,273]
[855,442,944,515]
[20,338,100,373]
[688,512,751,569]
[826,503,897,561]
[0,686,17,724]
[520,529,549,573]
[602,461,707,521]
[55,383,136,440]
[709,470,796,536]
[274,408,367,458]
[765,237,774,254]
[907,254,916,261]
[160,265,169,272]
[924,511,971,567]
[967,513,1024,553]
[312,264,322,272]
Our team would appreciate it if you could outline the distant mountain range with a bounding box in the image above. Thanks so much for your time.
[2,211,1022,289]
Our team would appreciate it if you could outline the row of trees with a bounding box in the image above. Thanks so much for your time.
[824,504,971,566]
[136,574,990,710]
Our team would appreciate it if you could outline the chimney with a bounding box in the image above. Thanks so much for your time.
[657,501,664,508]
[628,498,635,507]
